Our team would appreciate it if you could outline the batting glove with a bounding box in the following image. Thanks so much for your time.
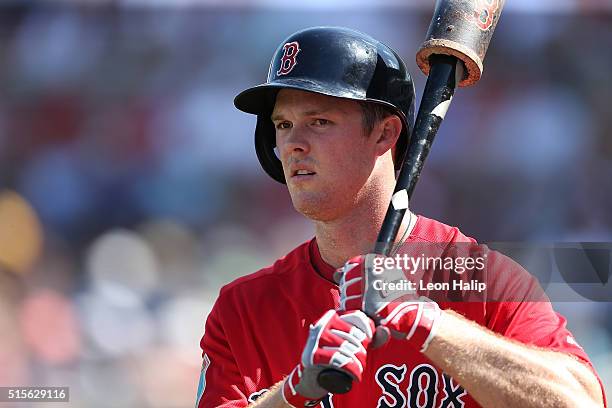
[281,309,375,407]
[336,254,443,353]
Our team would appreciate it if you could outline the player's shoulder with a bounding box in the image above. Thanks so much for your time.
[217,239,313,301]
[411,214,477,244]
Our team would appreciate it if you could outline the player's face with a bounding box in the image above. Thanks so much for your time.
[272,89,380,221]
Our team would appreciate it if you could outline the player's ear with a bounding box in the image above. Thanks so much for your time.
[374,115,402,157]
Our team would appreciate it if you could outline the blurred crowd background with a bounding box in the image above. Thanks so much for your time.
[0,1,610,407]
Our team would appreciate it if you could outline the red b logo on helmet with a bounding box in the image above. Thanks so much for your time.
[276,41,300,76]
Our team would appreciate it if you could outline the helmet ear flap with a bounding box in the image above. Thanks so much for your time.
[394,127,409,171]
[386,77,414,171]
[255,116,286,184]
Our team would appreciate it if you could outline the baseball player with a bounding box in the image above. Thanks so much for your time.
[196,27,606,408]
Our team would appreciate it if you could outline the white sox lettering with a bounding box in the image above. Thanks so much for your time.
[440,374,467,408]
[375,364,467,408]
[408,364,439,408]
[246,366,464,407]
[375,364,407,408]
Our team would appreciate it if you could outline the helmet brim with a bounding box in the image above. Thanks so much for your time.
[234,78,371,116]
[235,79,408,129]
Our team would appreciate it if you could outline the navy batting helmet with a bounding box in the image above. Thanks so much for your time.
[234,26,416,184]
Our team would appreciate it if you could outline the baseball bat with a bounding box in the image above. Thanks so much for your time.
[318,0,505,395]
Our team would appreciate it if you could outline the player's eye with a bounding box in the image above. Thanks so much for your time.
[275,121,292,130]
[313,119,330,126]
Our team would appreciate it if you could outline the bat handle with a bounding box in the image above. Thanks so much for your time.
[317,369,353,394]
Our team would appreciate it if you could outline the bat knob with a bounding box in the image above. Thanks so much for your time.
[317,369,353,394]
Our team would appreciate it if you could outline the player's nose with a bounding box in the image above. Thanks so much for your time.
[280,125,311,157]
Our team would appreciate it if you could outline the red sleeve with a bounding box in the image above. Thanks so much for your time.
[485,251,607,407]
[196,299,248,408]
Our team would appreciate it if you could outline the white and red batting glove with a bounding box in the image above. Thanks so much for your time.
[336,254,443,353]
[282,309,374,407]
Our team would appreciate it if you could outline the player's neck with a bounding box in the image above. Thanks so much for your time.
[314,189,412,269]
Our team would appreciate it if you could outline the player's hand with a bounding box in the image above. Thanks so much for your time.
[281,309,374,407]
[336,254,443,352]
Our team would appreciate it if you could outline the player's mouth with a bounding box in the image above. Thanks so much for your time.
[291,168,316,180]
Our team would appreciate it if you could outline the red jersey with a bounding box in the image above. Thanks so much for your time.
[196,215,606,407]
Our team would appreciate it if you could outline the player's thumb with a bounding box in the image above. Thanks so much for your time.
[371,325,390,349]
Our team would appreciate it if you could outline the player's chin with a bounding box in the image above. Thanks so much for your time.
[290,193,335,221]
[286,174,321,194]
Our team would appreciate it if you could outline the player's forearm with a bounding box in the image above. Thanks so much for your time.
[248,381,290,408]
[423,310,603,408]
